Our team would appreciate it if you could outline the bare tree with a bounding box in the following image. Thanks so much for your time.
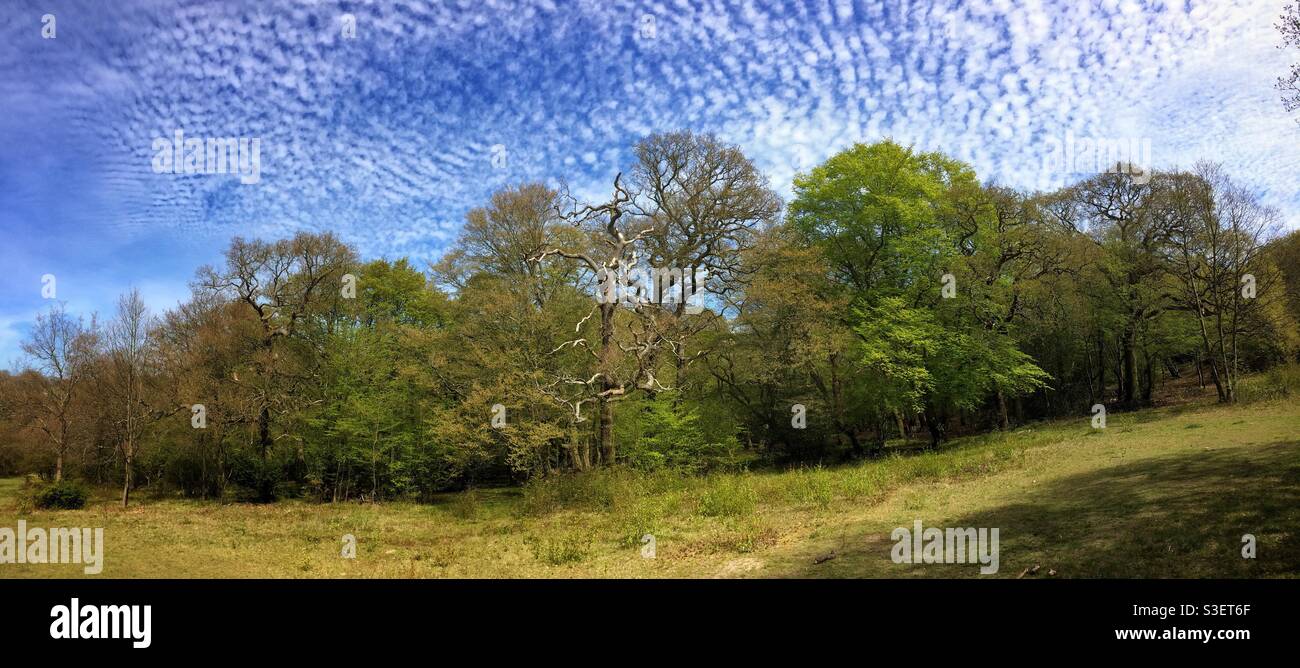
[530,174,666,465]
[627,131,782,393]
[1278,3,1300,120]
[103,289,181,506]
[20,304,98,481]
[529,134,780,465]
[1154,163,1286,403]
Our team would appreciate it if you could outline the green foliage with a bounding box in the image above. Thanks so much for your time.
[226,452,290,502]
[620,398,742,472]
[788,139,975,297]
[612,501,662,548]
[521,468,634,514]
[447,488,481,520]
[784,466,835,509]
[1239,363,1300,403]
[697,474,758,517]
[4,133,1296,509]
[526,531,592,565]
[792,141,1050,440]
[25,479,89,510]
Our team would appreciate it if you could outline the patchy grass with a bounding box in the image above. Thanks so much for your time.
[1,395,1296,578]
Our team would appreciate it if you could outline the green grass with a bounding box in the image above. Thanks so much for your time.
[1,395,1297,578]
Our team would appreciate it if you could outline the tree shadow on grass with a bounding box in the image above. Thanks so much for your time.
[787,439,1300,578]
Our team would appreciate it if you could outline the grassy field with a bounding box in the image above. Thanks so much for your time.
[2,395,1297,578]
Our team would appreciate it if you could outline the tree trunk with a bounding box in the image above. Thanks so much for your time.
[996,390,1010,430]
[1141,351,1154,405]
[924,407,946,448]
[1096,337,1107,402]
[258,405,272,459]
[1122,322,1138,407]
[843,427,864,459]
[597,302,616,465]
[1207,360,1225,401]
[121,450,133,508]
[597,398,614,465]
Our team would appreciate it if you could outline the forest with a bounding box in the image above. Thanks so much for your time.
[1,133,1298,506]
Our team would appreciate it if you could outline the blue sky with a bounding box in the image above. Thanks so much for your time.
[0,0,1297,366]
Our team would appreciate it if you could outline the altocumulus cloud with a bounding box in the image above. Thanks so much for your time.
[0,0,1296,362]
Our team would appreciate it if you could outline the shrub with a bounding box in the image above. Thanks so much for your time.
[526,532,591,565]
[521,468,640,515]
[26,479,89,510]
[448,488,480,520]
[612,501,661,547]
[1238,364,1300,403]
[227,452,289,502]
[784,466,834,509]
[697,475,758,518]
[621,399,742,473]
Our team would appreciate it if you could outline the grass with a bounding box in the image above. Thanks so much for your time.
[1,394,1297,578]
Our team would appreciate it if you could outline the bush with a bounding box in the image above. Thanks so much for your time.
[620,399,743,473]
[521,468,641,515]
[784,466,834,509]
[526,532,591,565]
[143,436,223,499]
[697,475,758,518]
[448,488,480,520]
[612,501,662,547]
[25,479,89,510]
[227,452,289,502]
[1238,364,1300,403]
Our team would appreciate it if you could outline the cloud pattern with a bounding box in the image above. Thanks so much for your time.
[0,0,1296,363]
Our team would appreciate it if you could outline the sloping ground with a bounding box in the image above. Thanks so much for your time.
[750,401,1300,578]
[0,398,1296,578]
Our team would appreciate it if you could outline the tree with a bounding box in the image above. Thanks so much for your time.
[1162,165,1288,401]
[531,173,662,465]
[435,185,594,474]
[789,140,1049,445]
[197,232,355,465]
[1267,229,1300,337]
[103,289,181,506]
[709,223,881,459]
[432,183,582,309]
[1278,3,1300,120]
[1051,171,1174,407]
[20,304,98,481]
[627,131,782,392]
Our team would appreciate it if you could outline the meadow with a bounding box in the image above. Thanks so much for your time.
[3,386,1297,579]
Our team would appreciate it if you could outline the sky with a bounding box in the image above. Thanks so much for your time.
[0,0,1297,367]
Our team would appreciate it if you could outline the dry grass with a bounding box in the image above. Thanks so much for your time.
[1,395,1296,578]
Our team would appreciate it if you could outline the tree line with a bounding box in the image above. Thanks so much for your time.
[1,132,1297,504]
